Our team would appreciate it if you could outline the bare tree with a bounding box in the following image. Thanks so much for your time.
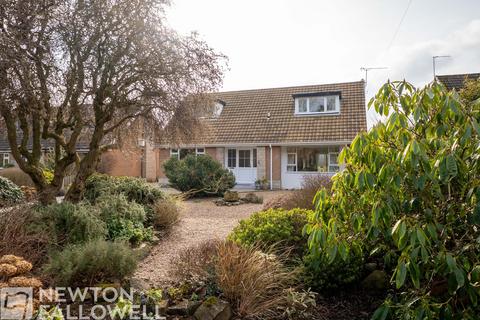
[0,0,225,204]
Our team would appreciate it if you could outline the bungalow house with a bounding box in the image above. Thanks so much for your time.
[155,81,367,189]
[1,80,368,189]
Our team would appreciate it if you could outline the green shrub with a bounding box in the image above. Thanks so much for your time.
[96,195,152,244]
[84,174,163,206]
[0,168,34,187]
[302,249,364,292]
[229,208,312,256]
[34,202,106,245]
[43,239,137,286]
[163,154,235,196]
[0,176,24,206]
[305,80,480,319]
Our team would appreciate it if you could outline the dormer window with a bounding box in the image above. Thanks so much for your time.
[294,93,340,115]
[212,101,225,118]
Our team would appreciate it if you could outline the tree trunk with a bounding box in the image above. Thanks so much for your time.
[38,184,62,205]
[64,151,101,203]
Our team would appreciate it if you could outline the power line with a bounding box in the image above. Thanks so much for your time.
[386,0,413,52]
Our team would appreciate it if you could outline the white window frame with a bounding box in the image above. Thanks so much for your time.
[294,95,340,115]
[170,148,206,159]
[286,147,340,173]
[227,148,236,169]
[1,153,10,167]
[287,149,297,172]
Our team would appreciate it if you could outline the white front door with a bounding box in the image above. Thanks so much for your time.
[226,148,257,184]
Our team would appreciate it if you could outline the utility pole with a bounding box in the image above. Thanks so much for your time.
[360,67,388,89]
[432,55,451,80]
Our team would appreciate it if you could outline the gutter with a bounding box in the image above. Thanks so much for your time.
[269,143,273,190]
[155,140,352,149]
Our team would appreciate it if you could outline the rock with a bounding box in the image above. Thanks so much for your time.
[365,262,377,272]
[167,299,190,316]
[361,270,388,290]
[193,298,232,320]
[129,277,151,291]
[223,191,239,202]
[242,192,263,204]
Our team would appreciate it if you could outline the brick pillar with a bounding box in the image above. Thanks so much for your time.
[216,147,225,167]
[256,147,266,180]
[144,139,156,182]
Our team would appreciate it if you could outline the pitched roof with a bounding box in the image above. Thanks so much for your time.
[176,81,367,146]
[437,73,480,91]
[0,132,90,152]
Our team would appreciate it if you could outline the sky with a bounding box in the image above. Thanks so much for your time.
[165,0,480,126]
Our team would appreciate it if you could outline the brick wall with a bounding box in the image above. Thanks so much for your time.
[99,149,142,177]
[265,146,281,189]
[157,148,170,179]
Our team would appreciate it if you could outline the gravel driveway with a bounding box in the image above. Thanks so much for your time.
[133,190,290,287]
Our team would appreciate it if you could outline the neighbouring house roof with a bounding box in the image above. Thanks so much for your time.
[437,73,480,91]
[0,132,90,152]
[164,80,367,146]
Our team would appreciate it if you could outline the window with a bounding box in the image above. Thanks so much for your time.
[227,149,236,168]
[213,102,223,118]
[1,153,10,167]
[239,150,251,168]
[294,95,340,115]
[287,148,297,172]
[170,148,205,159]
[252,149,257,168]
[170,149,179,158]
[286,147,340,173]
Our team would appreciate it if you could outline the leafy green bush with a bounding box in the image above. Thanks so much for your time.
[229,208,313,256]
[0,176,24,206]
[163,154,235,196]
[96,195,152,244]
[34,202,106,245]
[302,249,364,292]
[305,80,480,319]
[84,174,163,206]
[43,239,137,286]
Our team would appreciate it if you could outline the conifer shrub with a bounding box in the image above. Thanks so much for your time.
[84,174,163,206]
[43,239,137,287]
[34,202,107,245]
[163,154,235,197]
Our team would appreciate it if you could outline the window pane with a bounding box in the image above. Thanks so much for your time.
[239,150,251,168]
[329,165,340,172]
[329,153,338,165]
[287,165,297,172]
[253,149,257,168]
[327,96,337,111]
[309,97,325,112]
[180,148,195,159]
[295,147,329,172]
[228,149,236,168]
[196,148,205,155]
[297,98,308,113]
[287,154,296,165]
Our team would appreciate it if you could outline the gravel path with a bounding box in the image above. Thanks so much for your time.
[133,191,289,287]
